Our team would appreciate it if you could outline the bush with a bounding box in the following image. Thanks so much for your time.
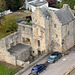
[26,22,32,25]
[2,15,18,32]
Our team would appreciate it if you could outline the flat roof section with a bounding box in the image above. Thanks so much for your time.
[8,43,31,56]
[29,1,47,7]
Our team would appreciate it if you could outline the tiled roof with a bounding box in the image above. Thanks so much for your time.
[55,8,74,25]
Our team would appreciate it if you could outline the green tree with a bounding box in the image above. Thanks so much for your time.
[2,15,18,32]
[61,0,75,9]
[5,0,24,11]
[0,0,6,12]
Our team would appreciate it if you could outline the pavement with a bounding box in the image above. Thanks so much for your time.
[21,50,75,75]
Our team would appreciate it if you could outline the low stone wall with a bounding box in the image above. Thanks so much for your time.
[18,24,33,46]
[0,32,20,65]
[4,32,20,50]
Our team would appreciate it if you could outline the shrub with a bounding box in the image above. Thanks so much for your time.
[2,15,18,32]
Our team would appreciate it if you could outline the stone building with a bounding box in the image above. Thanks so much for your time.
[0,4,75,66]
[19,4,75,56]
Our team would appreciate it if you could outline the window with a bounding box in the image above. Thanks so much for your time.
[74,13,75,16]
[35,19,37,22]
[23,26,25,31]
[62,39,64,44]
[26,38,30,42]
[38,40,40,46]
[56,34,58,38]
[54,24,56,28]
[68,31,70,35]
[33,51,34,53]
[38,66,43,70]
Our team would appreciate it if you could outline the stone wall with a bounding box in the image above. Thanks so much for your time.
[5,32,20,50]
[45,18,51,53]
[50,11,62,52]
[61,21,75,51]
[0,31,32,65]
[0,32,20,65]
[0,38,17,65]
[18,24,33,46]
[32,9,47,56]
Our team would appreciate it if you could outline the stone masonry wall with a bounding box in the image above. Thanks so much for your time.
[32,9,46,56]
[0,32,20,65]
[50,11,62,52]
[61,21,75,51]
[18,24,33,46]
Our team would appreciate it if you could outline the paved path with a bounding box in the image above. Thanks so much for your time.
[21,51,75,75]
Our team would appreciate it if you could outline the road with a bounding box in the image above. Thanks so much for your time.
[21,50,75,75]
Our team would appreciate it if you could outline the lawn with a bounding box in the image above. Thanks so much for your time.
[0,27,13,39]
[0,61,23,75]
[0,31,11,39]
[0,64,14,75]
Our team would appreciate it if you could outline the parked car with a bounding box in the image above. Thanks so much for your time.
[31,64,47,75]
[47,51,62,63]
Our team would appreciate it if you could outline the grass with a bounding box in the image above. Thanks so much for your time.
[4,11,31,19]
[0,61,23,75]
[0,26,13,39]
[0,64,14,75]
[0,31,11,39]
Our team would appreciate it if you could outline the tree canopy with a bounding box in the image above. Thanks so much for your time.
[61,0,75,9]
[5,0,24,11]
[2,15,18,32]
[0,0,24,12]
[0,0,6,12]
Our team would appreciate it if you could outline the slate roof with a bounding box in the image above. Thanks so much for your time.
[27,0,34,2]
[55,8,74,25]
[29,1,47,7]
[39,7,50,19]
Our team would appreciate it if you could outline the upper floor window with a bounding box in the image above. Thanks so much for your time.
[56,34,58,38]
[38,40,40,46]
[74,13,75,16]
[54,24,56,28]
[35,19,37,22]
[68,31,70,35]
[62,39,64,45]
